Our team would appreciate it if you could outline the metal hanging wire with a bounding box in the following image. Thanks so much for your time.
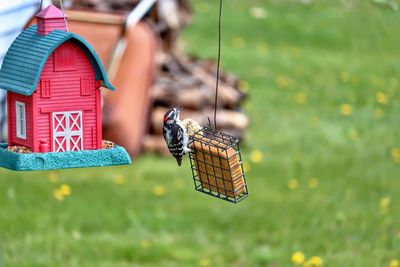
[59,0,69,32]
[213,0,223,130]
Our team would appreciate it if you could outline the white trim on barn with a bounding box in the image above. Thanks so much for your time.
[15,101,26,139]
[52,111,83,152]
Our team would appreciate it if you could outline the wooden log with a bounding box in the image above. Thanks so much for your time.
[152,84,211,109]
[175,56,246,108]
[65,9,126,25]
[151,107,206,134]
[152,53,247,109]
[175,87,210,109]
[151,107,249,135]
[194,58,242,90]
[71,0,140,12]
[215,109,249,132]
[143,135,170,155]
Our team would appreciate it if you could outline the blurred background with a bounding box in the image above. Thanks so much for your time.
[0,0,400,266]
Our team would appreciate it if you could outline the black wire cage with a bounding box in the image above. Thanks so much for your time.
[188,127,248,203]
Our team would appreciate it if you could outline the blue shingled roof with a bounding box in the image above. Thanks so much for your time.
[0,25,115,95]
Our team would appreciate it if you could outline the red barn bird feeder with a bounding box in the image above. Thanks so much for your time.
[0,5,131,171]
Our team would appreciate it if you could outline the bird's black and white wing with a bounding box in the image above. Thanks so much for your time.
[165,123,185,166]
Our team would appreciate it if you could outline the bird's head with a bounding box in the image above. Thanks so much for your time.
[163,107,181,125]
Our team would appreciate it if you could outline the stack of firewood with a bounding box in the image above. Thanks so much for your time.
[69,0,249,155]
[145,55,248,154]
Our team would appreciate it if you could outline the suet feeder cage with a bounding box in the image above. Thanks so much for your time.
[188,127,248,203]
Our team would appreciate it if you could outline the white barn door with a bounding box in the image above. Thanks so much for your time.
[52,111,83,152]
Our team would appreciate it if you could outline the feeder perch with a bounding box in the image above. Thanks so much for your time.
[188,127,248,203]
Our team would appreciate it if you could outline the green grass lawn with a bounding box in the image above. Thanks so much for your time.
[1,0,400,266]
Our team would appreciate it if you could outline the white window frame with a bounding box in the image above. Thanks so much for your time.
[15,101,26,140]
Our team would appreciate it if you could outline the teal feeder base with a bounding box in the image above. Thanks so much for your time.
[0,143,132,171]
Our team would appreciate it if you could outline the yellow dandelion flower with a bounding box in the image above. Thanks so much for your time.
[376,92,389,105]
[374,108,384,119]
[232,37,246,49]
[256,41,269,54]
[53,189,64,201]
[294,92,308,105]
[48,172,58,183]
[291,251,305,265]
[304,256,323,267]
[288,178,298,190]
[308,178,319,189]
[153,185,166,197]
[340,104,352,116]
[276,75,293,89]
[140,239,151,249]
[340,71,350,83]
[113,175,125,185]
[60,184,71,196]
[390,260,400,267]
[199,258,211,267]
[243,161,250,173]
[250,150,263,164]
[380,197,391,213]
[392,148,400,157]
[391,148,400,163]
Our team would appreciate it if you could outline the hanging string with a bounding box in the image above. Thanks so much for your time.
[38,0,43,11]
[60,0,69,32]
[213,0,223,130]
